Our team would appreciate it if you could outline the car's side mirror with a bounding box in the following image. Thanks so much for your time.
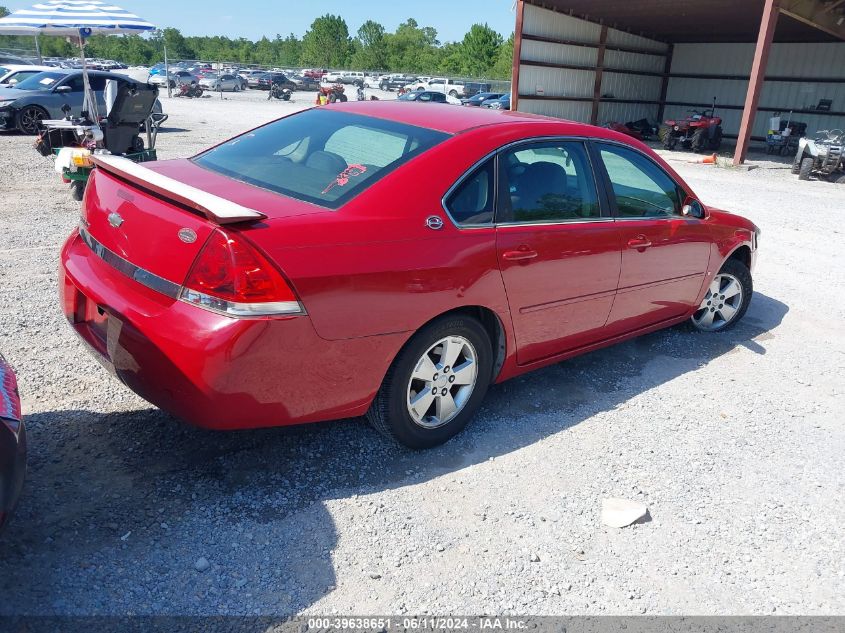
[682,199,706,219]
[55,85,71,93]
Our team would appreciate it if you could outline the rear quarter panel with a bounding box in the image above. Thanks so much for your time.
[247,126,524,342]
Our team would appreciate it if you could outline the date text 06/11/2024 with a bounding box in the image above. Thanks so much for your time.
[306,617,528,630]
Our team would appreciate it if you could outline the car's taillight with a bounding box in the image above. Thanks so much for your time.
[180,229,303,318]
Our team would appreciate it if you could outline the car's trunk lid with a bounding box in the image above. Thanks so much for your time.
[82,157,327,288]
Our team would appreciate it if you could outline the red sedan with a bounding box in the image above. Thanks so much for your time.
[60,102,759,448]
[1,353,25,531]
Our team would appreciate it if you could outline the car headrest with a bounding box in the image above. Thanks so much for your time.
[522,161,567,192]
[306,150,347,173]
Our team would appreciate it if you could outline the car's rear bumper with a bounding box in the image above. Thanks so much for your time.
[59,229,405,430]
[0,418,26,532]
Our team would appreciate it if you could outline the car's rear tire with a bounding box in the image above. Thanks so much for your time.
[17,105,48,135]
[799,156,814,181]
[367,314,493,449]
[791,152,803,175]
[690,259,752,332]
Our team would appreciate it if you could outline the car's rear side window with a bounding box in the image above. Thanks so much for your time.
[446,159,495,226]
[193,109,449,209]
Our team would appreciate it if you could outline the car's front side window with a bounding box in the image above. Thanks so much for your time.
[597,143,683,218]
[499,141,600,224]
[60,76,85,92]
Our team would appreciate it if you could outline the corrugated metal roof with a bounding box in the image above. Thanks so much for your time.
[527,0,842,43]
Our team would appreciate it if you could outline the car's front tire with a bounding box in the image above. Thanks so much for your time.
[690,258,752,332]
[17,105,48,135]
[367,314,493,449]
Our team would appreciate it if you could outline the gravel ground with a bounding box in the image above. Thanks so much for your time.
[0,88,844,617]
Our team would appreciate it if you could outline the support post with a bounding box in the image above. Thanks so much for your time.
[734,0,780,166]
[164,42,171,98]
[511,0,525,112]
[656,43,674,123]
[590,24,608,125]
[34,34,42,64]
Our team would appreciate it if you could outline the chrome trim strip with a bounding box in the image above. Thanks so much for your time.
[79,226,182,299]
[496,218,616,228]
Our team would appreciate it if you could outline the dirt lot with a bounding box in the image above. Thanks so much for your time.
[0,87,844,616]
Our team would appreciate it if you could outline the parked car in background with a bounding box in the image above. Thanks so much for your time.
[484,93,511,110]
[304,68,328,80]
[340,71,365,86]
[0,55,31,66]
[463,82,492,98]
[255,73,296,91]
[380,74,416,91]
[324,70,344,83]
[247,72,266,89]
[364,74,383,89]
[0,353,25,533]
[60,102,758,450]
[398,90,447,103]
[237,70,262,86]
[398,90,459,104]
[0,65,55,89]
[0,70,158,134]
[199,73,244,92]
[410,78,467,98]
[149,69,197,89]
[291,74,320,91]
[462,92,504,107]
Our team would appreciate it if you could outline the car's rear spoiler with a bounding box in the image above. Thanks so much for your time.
[90,154,266,225]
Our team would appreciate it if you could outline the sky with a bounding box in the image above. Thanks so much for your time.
[117,0,517,43]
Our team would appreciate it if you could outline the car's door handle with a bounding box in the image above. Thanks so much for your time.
[502,247,539,261]
[627,235,653,251]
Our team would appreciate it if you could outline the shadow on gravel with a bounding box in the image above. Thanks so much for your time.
[0,293,788,616]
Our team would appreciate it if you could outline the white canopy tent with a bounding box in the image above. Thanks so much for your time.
[0,1,155,120]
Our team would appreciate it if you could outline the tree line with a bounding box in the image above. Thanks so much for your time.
[0,8,514,79]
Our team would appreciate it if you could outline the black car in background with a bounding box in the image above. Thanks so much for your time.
[462,92,504,107]
[291,74,320,91]
[398,90,448,103]
[483,93,511,110]
[253,72,296,91]
[0,353,25,532]
[379,74,417,91]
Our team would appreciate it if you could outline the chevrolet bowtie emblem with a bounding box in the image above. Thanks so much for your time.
[108,212,124,228]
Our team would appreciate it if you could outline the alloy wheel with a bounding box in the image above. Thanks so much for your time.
[406,336,478,429]
[692,273,744,331]
[19,107,45,134]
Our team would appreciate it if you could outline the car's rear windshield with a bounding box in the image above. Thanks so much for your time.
[13,71,65,90]
[193,108,450,209]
